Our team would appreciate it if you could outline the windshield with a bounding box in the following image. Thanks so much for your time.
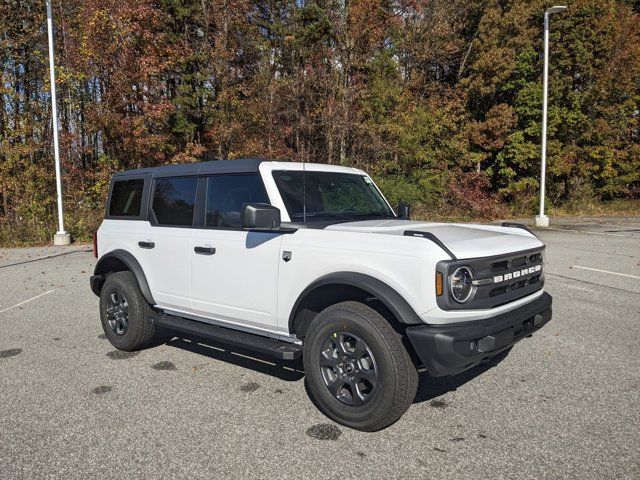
[272,170,394,222]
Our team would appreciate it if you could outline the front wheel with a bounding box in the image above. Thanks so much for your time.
[303,301,418,431]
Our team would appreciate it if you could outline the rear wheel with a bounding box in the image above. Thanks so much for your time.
[99,271,160,351]
[303,301,418,431]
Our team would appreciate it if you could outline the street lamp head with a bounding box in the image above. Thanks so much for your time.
[547,5,567,14]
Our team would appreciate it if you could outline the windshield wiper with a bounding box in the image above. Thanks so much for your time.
[292,211,393,221]
[292,212,353,221]
[352,211,394,218]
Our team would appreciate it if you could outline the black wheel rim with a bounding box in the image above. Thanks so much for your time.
[105,289,129,336]
[319,331,378,406]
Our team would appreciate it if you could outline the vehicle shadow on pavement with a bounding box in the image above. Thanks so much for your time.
[413,354,507,404]
[165,336,305,381]
[163,335,510,396]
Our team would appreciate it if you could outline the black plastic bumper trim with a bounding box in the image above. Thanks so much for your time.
[406,292,552,377]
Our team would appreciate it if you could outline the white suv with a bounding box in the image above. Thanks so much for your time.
[90,159,552,431]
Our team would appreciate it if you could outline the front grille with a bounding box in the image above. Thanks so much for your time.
[491,260,509,273]
[436,247,545,311]
[490,272,541,298]
[509,256,528,268]
[528,252,543,263]
[489,285,508,297]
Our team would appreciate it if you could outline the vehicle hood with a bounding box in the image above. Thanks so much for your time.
[324,219,542,259]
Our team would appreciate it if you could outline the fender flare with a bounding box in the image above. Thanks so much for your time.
[91,249,155,305]
[288,272,423,333]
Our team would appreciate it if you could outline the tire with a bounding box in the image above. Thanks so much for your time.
[303,301,418,431]
[99,271,159,351]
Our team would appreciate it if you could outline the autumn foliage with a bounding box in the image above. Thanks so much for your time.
[1,0,639,243]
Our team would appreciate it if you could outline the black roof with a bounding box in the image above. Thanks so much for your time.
[114,158,265,178]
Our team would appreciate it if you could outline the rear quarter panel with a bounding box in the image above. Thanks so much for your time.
[97,219,143,259]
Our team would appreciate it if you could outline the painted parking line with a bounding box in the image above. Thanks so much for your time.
[0,289,55,314]
[571,265,640,280]
[542,227,628,237]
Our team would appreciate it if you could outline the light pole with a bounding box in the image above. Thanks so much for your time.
[535,5,567,228]
[46,0,71,245]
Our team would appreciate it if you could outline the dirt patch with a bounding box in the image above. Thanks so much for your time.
[0,348,22,358]
[239,382,260,392]
[106,350,139,360]
[306,424,341,441]
[152,361,176,371]
[93,386,113,395]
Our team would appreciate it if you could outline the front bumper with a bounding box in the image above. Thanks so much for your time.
[406,292,552,377]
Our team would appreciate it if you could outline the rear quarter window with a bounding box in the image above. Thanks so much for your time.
[109,179,144,217]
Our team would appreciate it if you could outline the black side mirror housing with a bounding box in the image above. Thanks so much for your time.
[241,203,281,230]
[397,202,411,220]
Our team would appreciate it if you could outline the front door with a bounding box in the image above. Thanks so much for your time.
[189,174,283,332]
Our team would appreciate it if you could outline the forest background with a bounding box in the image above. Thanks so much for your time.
[1,0,639,244]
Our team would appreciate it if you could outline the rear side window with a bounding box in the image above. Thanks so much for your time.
[109,179,144,217]
[206,174,269,228]
[152,177,198,226]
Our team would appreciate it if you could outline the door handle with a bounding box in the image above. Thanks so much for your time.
[194,246,216,255]
[138,241,155,249]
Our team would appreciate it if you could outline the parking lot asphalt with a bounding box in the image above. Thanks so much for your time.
[1,217,639,479]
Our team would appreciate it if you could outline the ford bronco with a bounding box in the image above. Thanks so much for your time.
[90,159,552,431]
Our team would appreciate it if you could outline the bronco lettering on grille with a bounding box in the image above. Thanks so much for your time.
[492,264,542,284]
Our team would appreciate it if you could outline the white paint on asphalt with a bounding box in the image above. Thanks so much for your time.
[543,226,628,237]
[0,289,55,314]
[580,231,627,237]
[572,265,640,280]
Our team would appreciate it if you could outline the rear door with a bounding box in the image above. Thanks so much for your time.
[136,176,198,312]
[189,174,283,332]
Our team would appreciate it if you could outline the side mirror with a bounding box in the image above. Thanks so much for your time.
[397,202,411,220]
[241,203,281,230]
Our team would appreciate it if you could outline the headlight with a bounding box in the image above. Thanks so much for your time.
[449,266,476,303]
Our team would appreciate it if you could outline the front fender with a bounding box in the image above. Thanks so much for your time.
[288,271,423,333]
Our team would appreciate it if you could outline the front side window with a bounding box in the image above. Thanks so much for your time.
[152,177,198,226]
[109,179,144,217]
[206,174,269,228]
[272,171,393,222]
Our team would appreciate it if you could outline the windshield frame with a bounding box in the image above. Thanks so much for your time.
[271,169,396,224]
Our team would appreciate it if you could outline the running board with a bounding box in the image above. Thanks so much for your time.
[153,313,303,361]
